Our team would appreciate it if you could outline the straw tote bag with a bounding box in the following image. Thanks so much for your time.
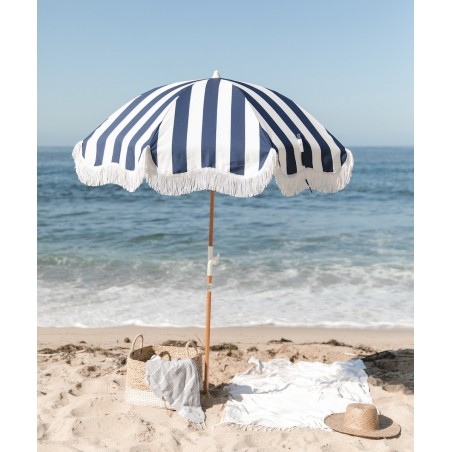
[125,334,203,407]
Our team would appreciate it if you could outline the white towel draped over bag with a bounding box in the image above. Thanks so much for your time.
[145,355,205,424]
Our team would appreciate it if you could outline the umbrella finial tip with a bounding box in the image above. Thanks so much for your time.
[212,70,221,79]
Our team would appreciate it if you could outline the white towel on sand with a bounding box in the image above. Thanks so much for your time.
[221,357,372,430]
[145,355,205,424]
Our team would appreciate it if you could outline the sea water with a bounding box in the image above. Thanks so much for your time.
[37,146,413,329]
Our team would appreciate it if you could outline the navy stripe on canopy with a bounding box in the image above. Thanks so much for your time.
[201,79,220,168]
[259,126,273,170]
[230,85,246,175]
[326,129,348,165]
[149,124,160,166]
[171,85,192,174]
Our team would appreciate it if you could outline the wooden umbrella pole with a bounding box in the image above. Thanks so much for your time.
[204,190,215,394]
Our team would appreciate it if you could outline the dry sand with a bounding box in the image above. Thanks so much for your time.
[37,326,413,451]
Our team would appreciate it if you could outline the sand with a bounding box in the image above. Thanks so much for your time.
[37,326,413,451]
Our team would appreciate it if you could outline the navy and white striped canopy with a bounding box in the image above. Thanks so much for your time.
[73,71,353,197]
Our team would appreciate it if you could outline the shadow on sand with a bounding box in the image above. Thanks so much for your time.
[361,349,414,394]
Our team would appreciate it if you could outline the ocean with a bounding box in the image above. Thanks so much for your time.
[37,146,413,329]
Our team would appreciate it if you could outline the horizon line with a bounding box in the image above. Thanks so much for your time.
[37,144,415,149]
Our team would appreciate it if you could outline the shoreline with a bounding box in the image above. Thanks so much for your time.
[37,325,413,350]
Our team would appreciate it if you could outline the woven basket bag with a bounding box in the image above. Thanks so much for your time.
[125,334,203,407]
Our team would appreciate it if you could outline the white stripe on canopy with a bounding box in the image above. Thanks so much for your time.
[215,80,232,173]
[186,80,207,172]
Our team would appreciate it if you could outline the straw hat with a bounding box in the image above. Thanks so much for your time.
[324,403,400,439]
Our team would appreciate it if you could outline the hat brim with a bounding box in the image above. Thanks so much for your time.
[324,413,401,439]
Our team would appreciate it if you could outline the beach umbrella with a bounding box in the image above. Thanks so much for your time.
[72,70,354,394]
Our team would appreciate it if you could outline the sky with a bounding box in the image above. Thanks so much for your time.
[37,0,414,147]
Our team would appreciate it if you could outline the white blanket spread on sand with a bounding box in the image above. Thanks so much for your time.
[221,357,372,430]
[145,356,205,424]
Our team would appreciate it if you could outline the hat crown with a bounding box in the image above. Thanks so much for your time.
[343,403,379,432]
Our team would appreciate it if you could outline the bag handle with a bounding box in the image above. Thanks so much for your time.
[159,350,171,360]
[131,334,144,354]
[185,340,200,358]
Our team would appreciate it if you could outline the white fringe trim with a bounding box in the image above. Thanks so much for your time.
[73,142,353,197]
[72,141,146,193]
[274,149,354,196]
[144,148,278,198]
[217,421,330,432]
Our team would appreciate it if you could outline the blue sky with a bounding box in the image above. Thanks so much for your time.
[38,0,413,147]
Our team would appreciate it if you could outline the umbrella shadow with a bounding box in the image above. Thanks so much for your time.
[360,349,414,394]
[200,380,292,412]
[200,383,232,411]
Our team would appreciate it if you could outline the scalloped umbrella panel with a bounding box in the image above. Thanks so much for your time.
[72,70,354,394]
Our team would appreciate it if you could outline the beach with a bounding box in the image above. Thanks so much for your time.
[37,326,413,451]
